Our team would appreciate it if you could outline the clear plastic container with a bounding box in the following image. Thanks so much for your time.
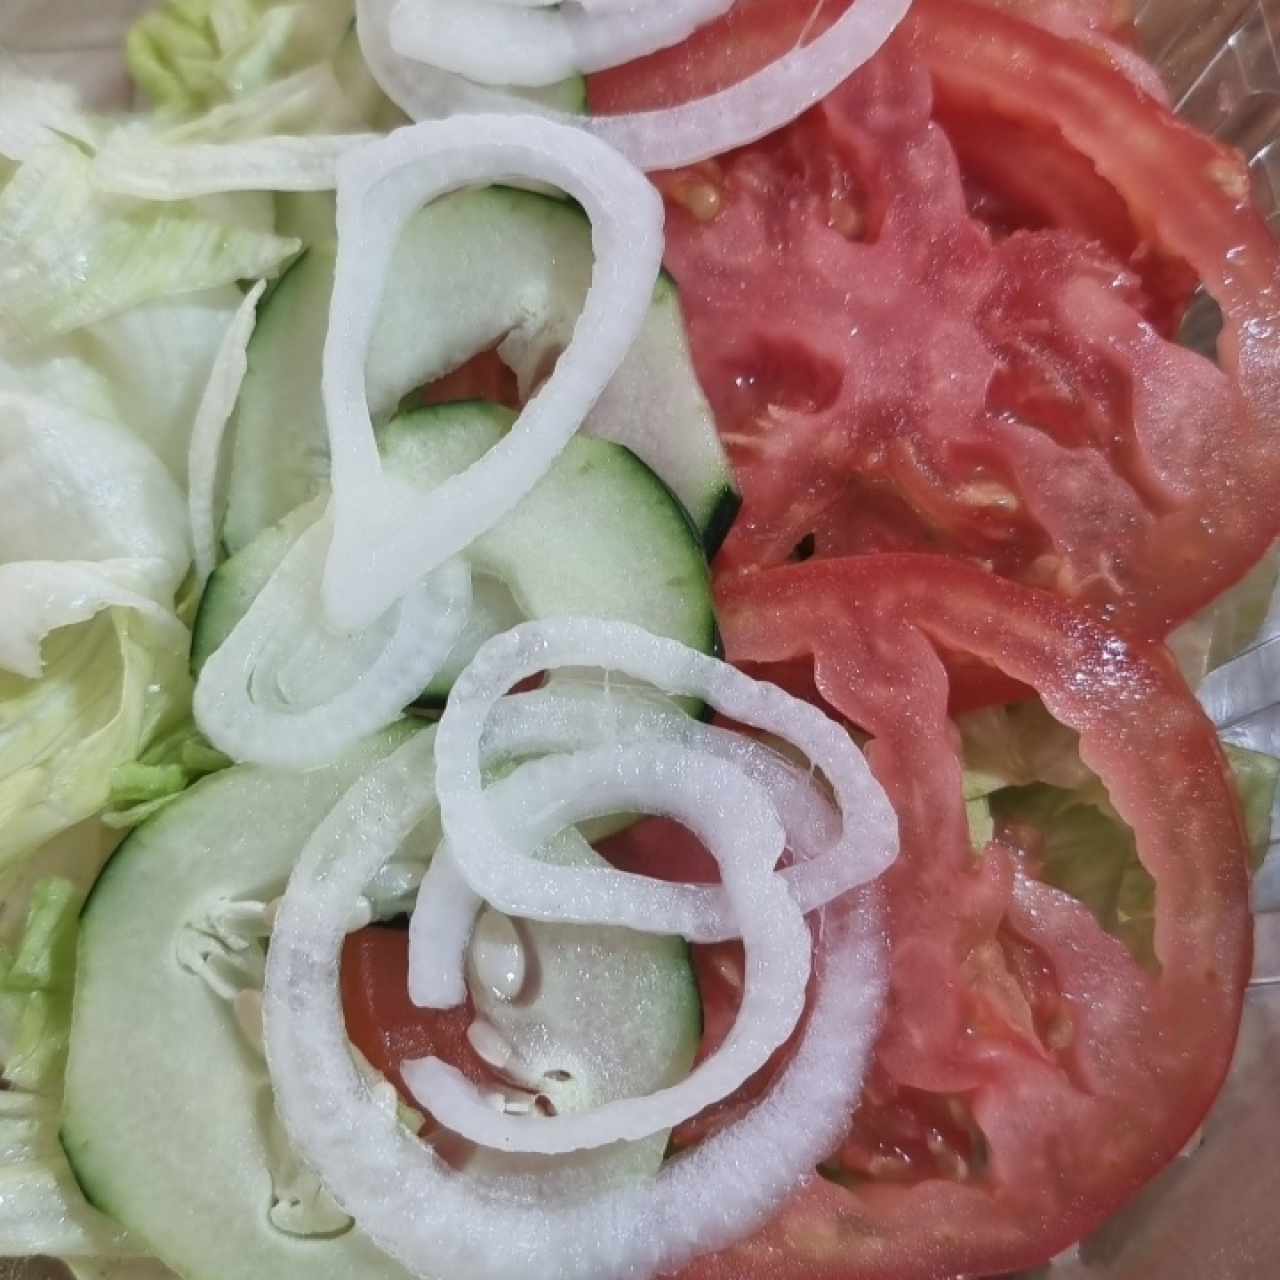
[1,3,1278,1278]
[1049,6,1280,1274]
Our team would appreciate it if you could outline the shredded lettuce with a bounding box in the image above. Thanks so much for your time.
[0,286,252,484]
[109,0,397,204]
[965,795,994,853]
[0,139,298,348]
[0,607,192,875]
[104,721,231,828]
[92,54,387,201]
[189,280,266,587]
[959,699,1095,799]
[1169,544,1280,686]
[0,1090,136,1258]
[127,0,354,114]
[958,690,1280,963]
[0,61,99,163]
[0,877,140,1260]
[0,877,79,1092]
[0,393,189,585]
[989,743,1278,965]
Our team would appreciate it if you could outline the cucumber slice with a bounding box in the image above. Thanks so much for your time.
[197,402,717,703]
[62,727,699,1280]
[222,185,735,555]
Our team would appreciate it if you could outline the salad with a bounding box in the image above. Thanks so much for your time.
[1,0,1278,1278]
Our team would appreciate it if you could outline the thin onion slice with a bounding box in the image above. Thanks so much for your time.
[321,115,663,632]
[388,0,733,89]
[588,0,914,169]
[357,0,527,121]
[426,619,897,990]
[92,135,377,200]
[359,0,912,171]
[193,513,471,768]
[188,281,266,591]
[263,723,888,1280]
[409,685,843,1007]
[402,741,811,1154]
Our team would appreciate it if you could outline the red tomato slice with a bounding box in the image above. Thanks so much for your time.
[415,348,520,412]
[675,553,1252,1279]
[341,926,494,1112]
[913,0,1280,633]
[593,1,1280,661]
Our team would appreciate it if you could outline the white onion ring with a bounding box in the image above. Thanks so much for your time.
[193,513,471,768]
[92,135,377,200]
[588,0,914,168]
[388,0,733,88]
[402,741,811,1154]
[423,619,897,1000]
[321,115,663,633]
[409,685,844,1007]
[359,0,913,171]
[357,0,534,121]
[263,722,888,1280]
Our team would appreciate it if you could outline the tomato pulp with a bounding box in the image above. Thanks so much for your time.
[669,555,1248,1278]
[343,5,1266,1276]
[593,0,1280,653]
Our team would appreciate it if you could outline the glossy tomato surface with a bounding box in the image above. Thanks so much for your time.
[645,555,1249,1279]
[347,6,1264,1278]
[593,0,1280,654]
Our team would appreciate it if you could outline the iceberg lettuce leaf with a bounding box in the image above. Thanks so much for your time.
[0,285,250,483]
[1169,544,1280,686]
[0,878,140,1260]
[0,62,98,164]
[0,1090,136,1258]
[0,877,78,1091]
[991,743,1278,965]
[0,606,192,874]
[0,393,189,583]
[0,139,297,347]
[127,0,353,114]
[104,720,231,828]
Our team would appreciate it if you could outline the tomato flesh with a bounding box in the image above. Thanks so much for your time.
[685,554,1251,1278]
[593,0,1280,657]
[344,8,1264,1276]
[341,926,494,1112]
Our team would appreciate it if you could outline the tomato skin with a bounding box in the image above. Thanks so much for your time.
[689,554,1251,1279]
[589,0,838,112]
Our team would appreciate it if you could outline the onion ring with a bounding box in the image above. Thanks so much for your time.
[321,115,662,632]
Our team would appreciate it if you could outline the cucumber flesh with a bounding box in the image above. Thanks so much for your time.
[198,402,717,702]
[223,244,337,553]
[64,729,420,1280]
[63,726,699,1280]
[223,185,735,555]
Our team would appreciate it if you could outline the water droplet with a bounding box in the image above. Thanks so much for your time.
[469,910,526,1001]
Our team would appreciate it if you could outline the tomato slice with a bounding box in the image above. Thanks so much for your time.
[594,1,1280,665]
[913,0,1280,632]
[589,0,839,111]
[415,348,520,412]
[341,926,494,1111]
[676,553,1252,1278]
